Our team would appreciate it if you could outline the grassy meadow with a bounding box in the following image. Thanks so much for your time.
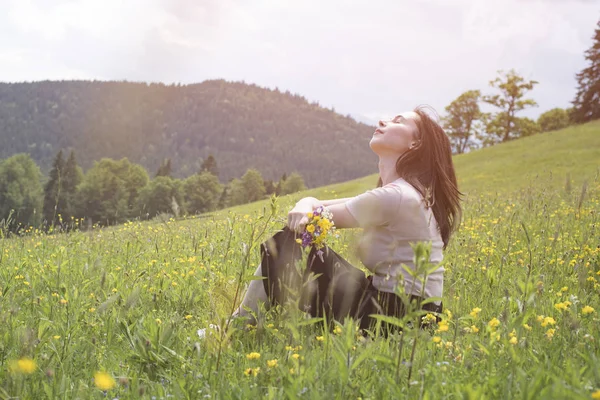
[1,122,600,399]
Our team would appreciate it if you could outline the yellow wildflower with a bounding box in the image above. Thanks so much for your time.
[94,371,116,390]
[509,336,518,345]
[59,299,68,305]
[436,320,449,333]
[591,389,600,399]
[333,326,342,335]
[267,359,278,368]
[488,318,500,329]
[582,306,595,315]
[246,352,261,360]
[292,353,300,360]
[10,358,37,374]
[244,367,260,377]
[470,307,481,318]
[306,224,315,233]
[523,323,532,331]
[316,335,324,342]
[470,325,479,333]
[546,328,555,340]
[432,336,442,343]
[541,317,556,327]
[184,315,193,320]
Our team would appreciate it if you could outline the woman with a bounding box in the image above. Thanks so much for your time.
[198,105,462,338]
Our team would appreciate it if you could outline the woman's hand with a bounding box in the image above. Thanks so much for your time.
[287,197,319,233]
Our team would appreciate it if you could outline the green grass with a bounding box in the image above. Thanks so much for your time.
[1,122,599,399]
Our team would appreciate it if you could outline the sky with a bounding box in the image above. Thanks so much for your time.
[1,0,598,123]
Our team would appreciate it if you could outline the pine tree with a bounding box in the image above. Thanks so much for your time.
[572,20,600,123]
[200,154,219,178]
[155,158,172,178]
[43,150,66,226]
[63,150,83,223]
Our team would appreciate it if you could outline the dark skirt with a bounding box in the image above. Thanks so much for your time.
[260,225,443,333]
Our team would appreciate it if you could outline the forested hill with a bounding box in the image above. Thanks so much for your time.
[0,80,377,187]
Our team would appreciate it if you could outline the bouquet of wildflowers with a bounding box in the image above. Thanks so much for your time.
[295,205,338,261]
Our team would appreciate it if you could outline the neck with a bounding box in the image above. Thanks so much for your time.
[378,154,401,186]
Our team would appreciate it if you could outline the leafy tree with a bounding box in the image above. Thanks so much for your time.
[137,176,184,218]
[218,185,229,209]
[515,117,541,138]
[225,178,246,207]
[572,20,600,123]
[183,172,222,214]
[42,150,66,226]
[241,168,266,203]
[483,70,538,142]
[200,154,219,179]
[155,158,172,178]
[538,108,570,132]
[0,154,43,229]
[75,158,148,224]
[279,172,306,195]
[443,90,482,154]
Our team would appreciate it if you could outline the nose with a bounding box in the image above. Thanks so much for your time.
[378,120,386,128]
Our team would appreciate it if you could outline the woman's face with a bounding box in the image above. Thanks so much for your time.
[369,111,420,157]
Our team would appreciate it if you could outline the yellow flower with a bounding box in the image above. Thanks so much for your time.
[509,336,518,345]
[155,318,162,325]
[316,335,324,342]
[545,328,555,340]
[295,239,302,244]
[436,320,449,333]
[541,317,556,327]
[470,325,480,333]
[582,306,595,315]
[488,318,500,329]
[246,352,261,360]
[53,335,61,340]
[285,346,293,351]
[306,224,315,233]
[59,299,68,305]
[432,336,442,343]
[470,307,481,318]
[560,286,568,293]
[333,326,342,335]
[184,315,193,320]
[523,323,532,331]
[10,358,37,374]
[267,359,278,368]
[306,212,313,218]
[244,367,260,377]
[94,371,116,390]
[422,313,437,324]
[591,389,600,399]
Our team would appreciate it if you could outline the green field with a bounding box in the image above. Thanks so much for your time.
[1,122,599,399]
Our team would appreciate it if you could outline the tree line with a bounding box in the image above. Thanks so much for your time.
[0,151,306,234]
[443,19,600,154]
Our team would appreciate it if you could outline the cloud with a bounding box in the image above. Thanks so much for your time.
[0,0,597,119]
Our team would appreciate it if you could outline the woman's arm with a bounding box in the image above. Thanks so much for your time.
[296,196,354,209]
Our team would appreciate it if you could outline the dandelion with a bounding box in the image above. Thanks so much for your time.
[246,352,261,360]
[267,359,278,368]
[582,306,595,315]
[94,371,116,390]
[470,307,482,318]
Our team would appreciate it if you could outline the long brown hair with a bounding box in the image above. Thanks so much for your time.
[376,105,462,249]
